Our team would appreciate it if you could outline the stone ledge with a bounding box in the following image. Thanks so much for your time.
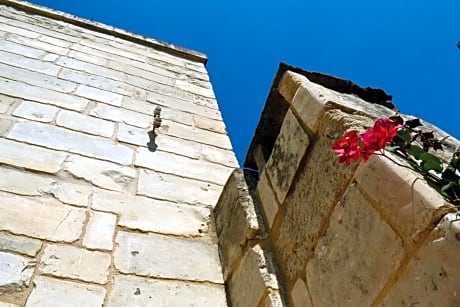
[0,0,208,64]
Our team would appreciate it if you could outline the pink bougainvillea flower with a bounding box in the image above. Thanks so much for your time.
[361,118,402,154]
[331,131,361,165]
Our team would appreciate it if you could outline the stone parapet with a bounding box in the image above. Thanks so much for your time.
[240,64,460,306]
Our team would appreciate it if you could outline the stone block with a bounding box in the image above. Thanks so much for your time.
[83,211,117,251]
[0,138,66,174]
[0,167,55,196]
[39,244,111,284]
[56,110,115,137]
[0,23,40,38]
[0,51,59,76]
[137,169,222,207]
[0,62,76,93]
[0,95,19,113]
[278,70,306,103]
[273,109,372,281]
[56,56,124,81]
[381,213,460,306]
[291,278,312,307]
[48,181,92,207]
[159,119,232,150]
[0,117,13,136]
[213,169,266,279]
[107,274,227,307]
[92,189,210,236]
[0,192,85,242]
[122,98,194,125]
[147,91,222,120]
[90,103,151,129]
[306,185,405,306]
[265,110,309,204]
[8,121,133,165]
[193,114,227,133]
[257,170,280,228]
[175,79,215,98]
[0,39,45,60]
[200,143,239,167]
[6,33,67,55]
[135,147,234,185]
[63,154,137,192]
[0,232,42,257]
[114,231,223,283]
[12,100,59,122]
[228,245,280,307]
[58,68,132,96]
[75,85,123,106]
[0,252,35,293]
[354,154,446,246]
[117,123,201,158]
[0,78,87,111]
[25,276,106,307]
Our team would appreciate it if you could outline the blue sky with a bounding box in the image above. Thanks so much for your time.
[29,0,460,163]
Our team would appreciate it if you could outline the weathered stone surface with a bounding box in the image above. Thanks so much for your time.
[229,245,280,307]
[306,185,404,307]
[107,274,227,307]
[0,302,20,307]
[59,68,132,96]
[75,85,123,106]
[83,210,117,251]
[0,232,42,257]
[92,189,209,236]
[159,119,232,149]
[63,154,137,192]
[193,114,226,133]
[354,154,446,246]
[135,148,233,185]
[39,244,111,284]
[0,51,59,76]
[0,252,35,293]
[6,34,67,55]
[147,91,222,120]
[49,181,92,207]
[0,167,55,196]
[7,121,133,165]
[278,70,306,103]
[90,102,151,129]
[0,78,87,111]
[0,117,13,136]
[0,95,17,113]
[381,213,460,306]
[56,56,124,81]
[273,110,372,282]
[291,278,312,307]
[175,79,215,98]
[0,138,66,174]
[200,143,239,167]
[213,169,266,279]
[137,169,222,207]
[117,123,201,158]
[56,110,115,137]
[261,289,287,307]
[266,110,309,204]
[0,192,85,242]
[257,170,279,228]
[114,231,223,283]
[0,62,76,93]
[26,276,106,307]
[12,100,59,122]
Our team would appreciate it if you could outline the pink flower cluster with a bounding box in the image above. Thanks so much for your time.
[332,118,402,165]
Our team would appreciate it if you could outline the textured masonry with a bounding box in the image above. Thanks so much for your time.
[214,65,460,306]
[0,1,238,306]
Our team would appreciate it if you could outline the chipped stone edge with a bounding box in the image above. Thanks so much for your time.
[0,0,208,64]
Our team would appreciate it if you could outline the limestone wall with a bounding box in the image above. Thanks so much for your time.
[215,68,460,306]
[0,1,237,306]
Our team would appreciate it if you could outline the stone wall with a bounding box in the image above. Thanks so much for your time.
[0,1,237,306]
[215,67,460,306]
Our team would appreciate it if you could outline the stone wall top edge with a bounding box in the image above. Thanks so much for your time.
[0,0,208,64]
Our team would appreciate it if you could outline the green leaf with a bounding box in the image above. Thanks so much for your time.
[441,182,454,196]
[422,159,443,172]
[397,129,412,143]
[420,152,441,163]
[406,145,425,160]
